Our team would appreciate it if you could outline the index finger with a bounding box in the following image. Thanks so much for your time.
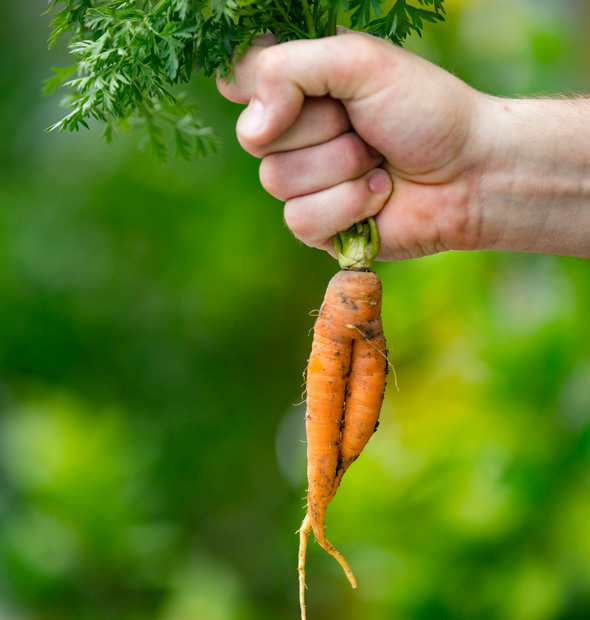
[236,32,391,145]
[216,33,277,104]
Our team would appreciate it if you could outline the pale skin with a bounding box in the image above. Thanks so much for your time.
[216,30,590,261]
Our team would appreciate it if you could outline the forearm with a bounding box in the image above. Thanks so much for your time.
[473,95,590,257]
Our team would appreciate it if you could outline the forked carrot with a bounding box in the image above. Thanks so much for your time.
[299,268,387,619]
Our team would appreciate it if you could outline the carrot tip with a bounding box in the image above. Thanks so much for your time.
[312,527,357,589]
[298,515,312,620]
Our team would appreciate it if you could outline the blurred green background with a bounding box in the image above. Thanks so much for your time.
[1,1,590,619]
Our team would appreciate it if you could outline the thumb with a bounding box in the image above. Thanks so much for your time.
[237,31,387,145]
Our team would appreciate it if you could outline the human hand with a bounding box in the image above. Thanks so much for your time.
[217,31,590,261]
[217,31,485,261]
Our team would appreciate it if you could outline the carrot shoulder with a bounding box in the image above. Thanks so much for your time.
[299,269,387,619]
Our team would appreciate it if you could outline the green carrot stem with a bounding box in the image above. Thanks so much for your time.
[333,217,379,271]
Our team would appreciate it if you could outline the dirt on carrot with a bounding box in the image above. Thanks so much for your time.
[298,268,388,619]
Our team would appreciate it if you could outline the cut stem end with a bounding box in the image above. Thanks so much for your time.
[333,217,379,271]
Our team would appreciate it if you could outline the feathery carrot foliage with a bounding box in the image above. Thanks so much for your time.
[45,0,445,160]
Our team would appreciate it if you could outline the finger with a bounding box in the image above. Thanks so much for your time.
[216,33,277,104]
[237,32,394,145]
[284,169,392,248]
[238,96,351,158]
[259,132,383,201]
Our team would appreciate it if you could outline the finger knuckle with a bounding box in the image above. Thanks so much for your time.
[284,199,313,241]
[330,34,379,83]
[256,46,286,80]
[259,155,287,200]
[338,133,369,175]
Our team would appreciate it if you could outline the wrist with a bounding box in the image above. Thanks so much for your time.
[469,94,590,257]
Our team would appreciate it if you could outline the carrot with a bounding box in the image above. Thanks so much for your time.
[298,268,388,619]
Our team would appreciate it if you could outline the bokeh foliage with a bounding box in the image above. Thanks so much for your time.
[1,1,590,619]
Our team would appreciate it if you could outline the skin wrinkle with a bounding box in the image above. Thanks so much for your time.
[465,172,485,252]
[375,208,414,261]
[481,169,571,252]
[583,160,590,196]
[440,178,475,251]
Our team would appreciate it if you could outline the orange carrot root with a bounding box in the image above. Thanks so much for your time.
[298,513,356,620]
[298,515,311,620]
[299,269,387,619]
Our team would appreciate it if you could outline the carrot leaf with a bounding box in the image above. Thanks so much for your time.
[45,0,445,160]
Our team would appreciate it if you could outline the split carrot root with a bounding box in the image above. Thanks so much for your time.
[298,513,357,620]
[299,269,387,619]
